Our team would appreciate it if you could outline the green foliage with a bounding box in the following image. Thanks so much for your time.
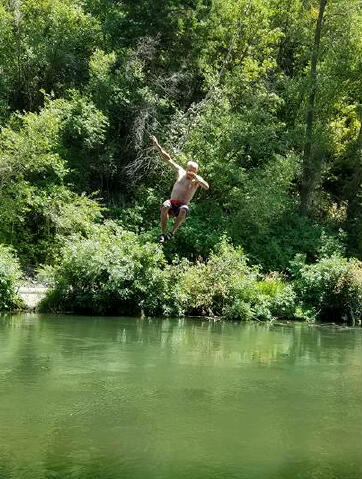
[0,0,102,111]
[60,91,109,191]
[41,232,362,324]
[317,229,347,258]
[175,238,253,316]
[0,96,104,265]
[206,243,296,321]
[40,222,166,315]
[171,240,296,321]
[41,235,298,320]
[0,245,22,310]
[291,255,362,324]
[0,0,360,321]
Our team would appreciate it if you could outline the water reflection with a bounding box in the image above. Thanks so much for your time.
[0,314,361,479]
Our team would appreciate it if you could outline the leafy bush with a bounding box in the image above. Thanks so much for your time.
[0,96,105,266]
[291,254,362,324]
[39,222,166,315]
[223,272,297,321]
[174,238,252,316]
[42,231,362,324]
[317,229,347,258]
[40,234,298,320]
[173,238,297,321]
[0,245,22,310]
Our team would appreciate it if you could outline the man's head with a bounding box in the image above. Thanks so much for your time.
[186,160,198,179]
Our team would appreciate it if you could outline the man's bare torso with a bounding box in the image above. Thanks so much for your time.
[171,169,199,204]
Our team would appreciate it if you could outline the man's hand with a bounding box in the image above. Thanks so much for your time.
[187,171,209,189]
[149,135,181,172]
[186,171,197,180]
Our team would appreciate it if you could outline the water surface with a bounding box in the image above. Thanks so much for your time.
[0,314,361,479]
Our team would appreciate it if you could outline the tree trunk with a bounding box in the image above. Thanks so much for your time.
[345,115,362,257]
[300,0,328,216]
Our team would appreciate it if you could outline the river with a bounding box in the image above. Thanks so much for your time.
[0,314,361,479]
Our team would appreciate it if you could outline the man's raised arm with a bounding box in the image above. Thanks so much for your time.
[150,135,181,172]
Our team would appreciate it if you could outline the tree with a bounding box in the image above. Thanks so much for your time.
[300,0,328,216]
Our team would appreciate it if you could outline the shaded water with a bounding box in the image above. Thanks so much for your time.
[0,314,361,479]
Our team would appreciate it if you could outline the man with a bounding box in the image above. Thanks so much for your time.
[150,135,209,243]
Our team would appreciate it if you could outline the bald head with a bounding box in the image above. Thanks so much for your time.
[186,160,198,172]
[185,160,198,180]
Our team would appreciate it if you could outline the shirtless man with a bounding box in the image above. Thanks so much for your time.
[150,135,209,243]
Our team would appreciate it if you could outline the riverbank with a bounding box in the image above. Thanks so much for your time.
[1,235,362,324]
[18,283,48,310]
[37,231,362,325]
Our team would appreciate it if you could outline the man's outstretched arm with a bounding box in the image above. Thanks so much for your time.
[150,135,182,172]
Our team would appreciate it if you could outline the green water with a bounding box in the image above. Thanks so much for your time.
[0,314,361,479]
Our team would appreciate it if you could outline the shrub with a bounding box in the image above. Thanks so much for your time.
[223,272,297,321]
[222,299,255,321]
[175,238,297,321]
[253,275,297,319]
[39,222,166,315]
[292,254,362,324]
[0,96,106,266]
[40,234,298,321]
[174,238,253,316]
[0,245,22,310]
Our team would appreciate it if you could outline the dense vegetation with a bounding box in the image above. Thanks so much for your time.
[0,0,361,321]
[38,229,362,323]
[0,245,23,310]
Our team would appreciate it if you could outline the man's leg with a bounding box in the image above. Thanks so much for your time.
[171,207,188,234]
[160,200,171,234]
